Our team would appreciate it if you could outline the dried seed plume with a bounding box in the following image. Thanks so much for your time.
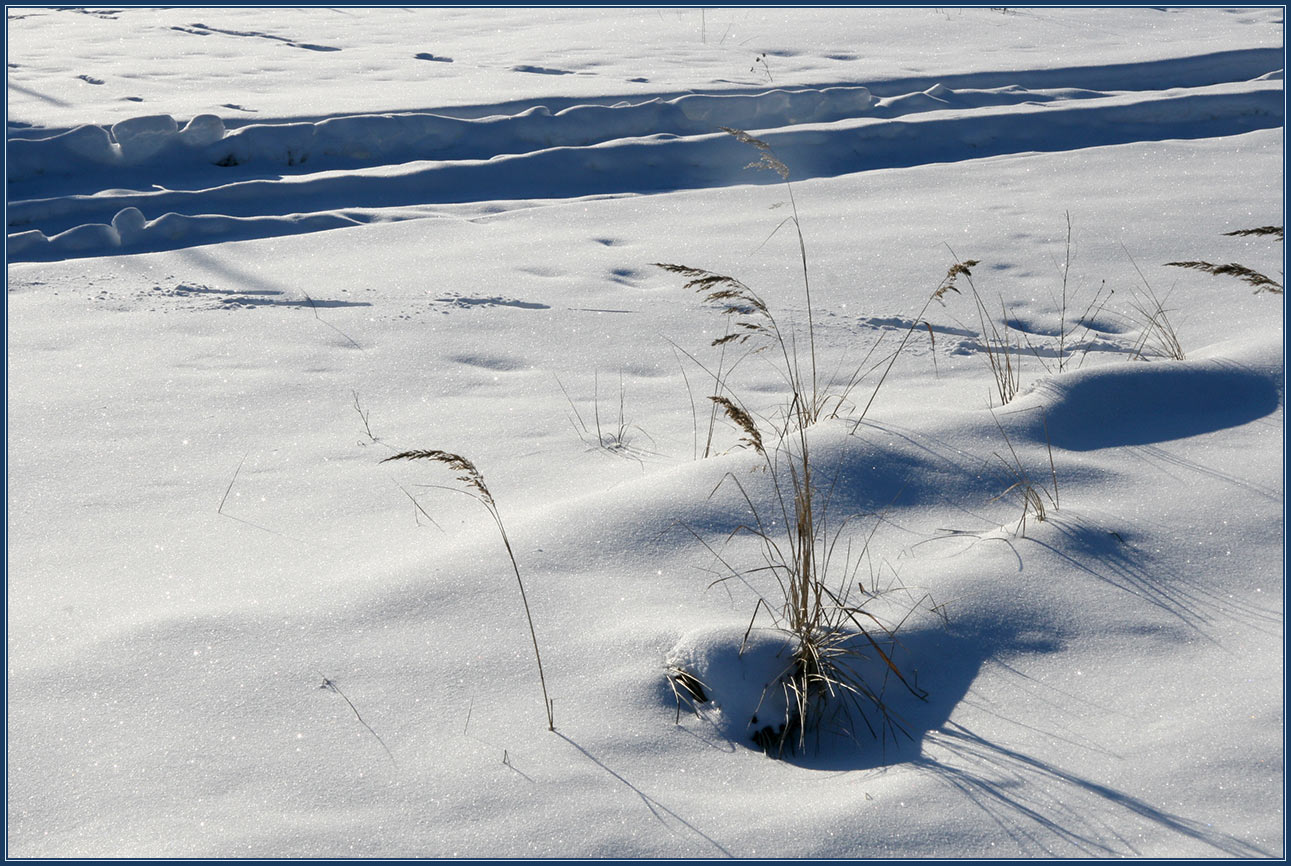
[709,395,765,456]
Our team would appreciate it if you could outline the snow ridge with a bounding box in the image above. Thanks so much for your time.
[7,53,1284,264]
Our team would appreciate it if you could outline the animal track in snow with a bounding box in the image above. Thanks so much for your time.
[512,65,573,76]
[432,293,551,311]
[448,353,529,372]
[140,282,371,312]
[171,22,340,52]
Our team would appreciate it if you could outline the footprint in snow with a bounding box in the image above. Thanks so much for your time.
[414,52,453,63]
[77,74,105,85]
[434,293,551,311]
[609,267,645,286]
[448,353,528,372]
[512,64,573,76]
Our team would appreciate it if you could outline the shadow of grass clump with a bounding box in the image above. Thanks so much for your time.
[663,608,1061,772]
[662,601,1272,856]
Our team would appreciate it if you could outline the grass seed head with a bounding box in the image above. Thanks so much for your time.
[720,127,791,179]
[1224,225,1283,239]
[709,395,765,456]
[381,449,494,505]
[1164,260,1284,294]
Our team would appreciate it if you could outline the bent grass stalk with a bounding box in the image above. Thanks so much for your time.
[381,450,555,732]
[1166,225,1283,295]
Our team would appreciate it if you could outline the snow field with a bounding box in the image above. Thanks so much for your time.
[6,7,1284,859]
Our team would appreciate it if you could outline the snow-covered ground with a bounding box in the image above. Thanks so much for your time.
[6,7,1285,858]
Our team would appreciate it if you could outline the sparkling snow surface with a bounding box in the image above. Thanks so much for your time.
[6,7,1284,858]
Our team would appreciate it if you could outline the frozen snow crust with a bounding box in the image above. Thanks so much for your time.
[6,7,1284,861]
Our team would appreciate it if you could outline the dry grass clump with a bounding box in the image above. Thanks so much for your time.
[1126,286,1185,361]
[655,129,926,757]
[380,449,555,732]
[953,259,1023,406]
[925,254,1022,406]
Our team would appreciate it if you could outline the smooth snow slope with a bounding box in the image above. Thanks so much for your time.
[6,7,1285,860]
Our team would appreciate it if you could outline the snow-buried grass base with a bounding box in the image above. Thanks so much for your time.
[666,624,922,760]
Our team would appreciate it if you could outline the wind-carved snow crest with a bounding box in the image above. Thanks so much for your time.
[7,76,1282,263]
[6,85,875,183]
[8,113,227,178]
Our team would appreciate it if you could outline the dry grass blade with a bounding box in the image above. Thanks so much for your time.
[1165,225,1283,294]
[745,153,791,180]
[851,259,983,431]
[1163,260,1283,294]
[716,127,790,180]
[320,675,397,767]
[935,259,980,298]
[1224,225,1283,239]
[719,126,772,149]
[651,263,773,346]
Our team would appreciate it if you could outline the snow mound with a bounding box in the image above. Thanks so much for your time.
[111,114,179,162]
[666,625,800,753]
[1025,348,1282,451]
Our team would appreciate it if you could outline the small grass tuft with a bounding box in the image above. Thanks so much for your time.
[1124,248,1185,361]
[988,411,1058,537]
[555,372,656,465]
[936,252,1022,406]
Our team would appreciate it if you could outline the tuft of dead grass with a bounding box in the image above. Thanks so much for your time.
[1124,248,1185,361]
[656,130,928,757]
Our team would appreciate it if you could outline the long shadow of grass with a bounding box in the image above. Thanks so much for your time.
[1009,510,1283,638]
[670,610,1271,857]
[915,721,1274,857]
[555,732,734,858]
